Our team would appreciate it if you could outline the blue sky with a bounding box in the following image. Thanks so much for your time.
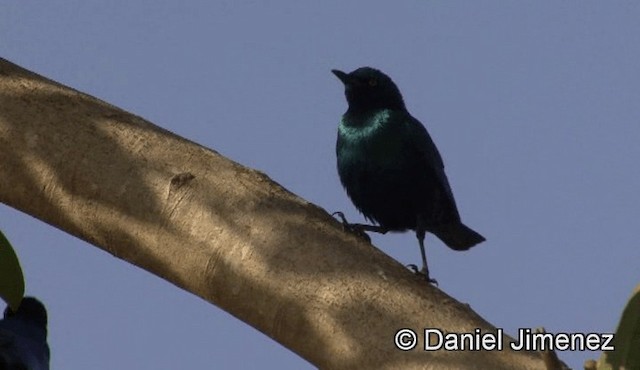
[1,2,639,369]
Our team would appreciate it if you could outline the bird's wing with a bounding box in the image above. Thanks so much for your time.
[406,115,445,169]
[404,115,460,218]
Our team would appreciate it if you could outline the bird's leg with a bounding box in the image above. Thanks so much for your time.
[417,231,431,279]
[408,219,438,284]
[332,212,387,242]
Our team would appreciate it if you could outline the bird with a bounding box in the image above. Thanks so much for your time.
[332,66,485,283]
[0,296,50,370]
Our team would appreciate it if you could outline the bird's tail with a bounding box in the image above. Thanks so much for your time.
[434,223,485,251]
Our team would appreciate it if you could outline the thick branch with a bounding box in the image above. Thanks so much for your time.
[0,58,544,369]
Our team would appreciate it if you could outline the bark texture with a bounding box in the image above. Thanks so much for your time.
[0,58,545,369]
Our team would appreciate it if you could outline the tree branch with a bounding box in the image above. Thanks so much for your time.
[0,58,544,369]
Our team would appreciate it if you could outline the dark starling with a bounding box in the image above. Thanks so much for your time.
[332,67,485,282]
[0,297,50,370]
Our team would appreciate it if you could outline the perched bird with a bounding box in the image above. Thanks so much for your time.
[0,297,50,370]
[332,67,485,282]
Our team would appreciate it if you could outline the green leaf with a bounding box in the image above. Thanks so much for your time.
[597,284,640,370]
[0,230,25,311]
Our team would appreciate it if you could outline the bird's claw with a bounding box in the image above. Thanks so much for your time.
[332,211,348,224]
[332,211,371,243]
[407,264,438,285]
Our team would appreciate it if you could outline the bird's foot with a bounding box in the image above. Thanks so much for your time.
[332,211,371,243]
[407,264,438,285]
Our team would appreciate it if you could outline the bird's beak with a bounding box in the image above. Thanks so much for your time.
[332,69,350,85]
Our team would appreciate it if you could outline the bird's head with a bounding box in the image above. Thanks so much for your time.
[332,67,405,112]
[3,296,48,328]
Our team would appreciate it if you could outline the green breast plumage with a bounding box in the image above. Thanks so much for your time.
[337,109,405,165]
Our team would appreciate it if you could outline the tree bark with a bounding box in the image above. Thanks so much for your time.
[0,58,545,369]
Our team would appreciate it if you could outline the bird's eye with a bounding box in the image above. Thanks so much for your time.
[368,78,378,87]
